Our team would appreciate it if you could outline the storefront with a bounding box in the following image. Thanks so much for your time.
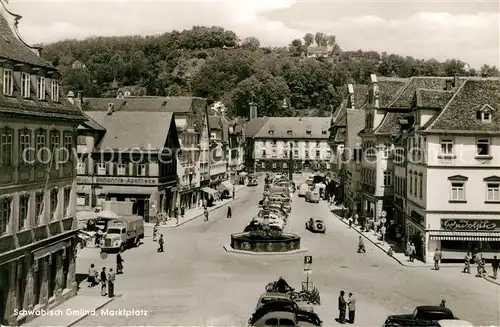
[218,180,234,198]
[405,210,426,261]
[178,187,199,210]
[200,187,219,206]
[429,219,500,261]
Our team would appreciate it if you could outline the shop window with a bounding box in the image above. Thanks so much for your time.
[97,163,106,175]
[486,183,500,202]
[35,192,44,225]
[117,164,126,176]
[0,197,12,235]
[50,188,58,220]
[18,194,29,231]
[450,182,465,201]
[476,138,490,156]
[138,164,146,176]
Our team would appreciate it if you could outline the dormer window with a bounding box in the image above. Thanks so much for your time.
[3,69,13,96]
[51,79,59,102]
[268,130,274,135]
[287,130,292,135]
[477,104,493,123]
[321,130,327,135]
[482,112,491,123]
[306,130,311,135]
[37,76,45,100]
[21,73,31,98]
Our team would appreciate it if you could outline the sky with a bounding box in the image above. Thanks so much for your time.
[4,0,500,68]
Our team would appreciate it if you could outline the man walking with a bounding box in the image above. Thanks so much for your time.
[107,268,116,298]
[204,208,209,221]
[434,248,442,270]
[116,252,124,274]
[492,255,499,279]
[409,243,416,262]
[232,186,235,199]
[338,290,347,324]
[357,236,366,253]
[157,234,164,252]
[100,267,107,296]
[463,252,471,274]
[347,292,356,324]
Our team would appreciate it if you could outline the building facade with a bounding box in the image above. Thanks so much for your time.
[0,8,84,325]
[227,120,244,184]
[251,117,331,173]
[244,118,269,173]
[75,109,179,221]
[207,116,230,195]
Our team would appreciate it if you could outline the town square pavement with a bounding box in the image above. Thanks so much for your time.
[73,177,500,326]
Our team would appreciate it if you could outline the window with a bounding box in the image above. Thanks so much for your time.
[316,150,320,158]
[409,171,413,195]
[3,69,13,95]
[0,197,11,235]
[50,188,58,220]
[451,182,465,201]
[487,183,500,202]
[305,150,309,158]
[77,161,85,174]
[64,187,71,216]
[326,149,331,158]
[413,173,418,195]
[383,145,390,159]
[21,73,30,98]
[138,164,146,176]
[1,129,13,166]
[264,318,278,325]
[19,194,29,231]
[19,129,32,164]
[272,163,277,168]
[476,138,490,156]
[305,141,310,147]
[51,79,59,102]
[440,139,453,155]
[481,112,492,123]
[97,163,106,175]
[117,164,126,175]
[283,163,288,168]
[36,129,47,162]
[37,76,45,100]
[287,130,292,135]
[50,130,60,151]
[419,173,423,199]
[262,150,266,157]
[35,192,43,225]
[64,133,73,160]
[383,171,392,186]
[294,150,298,158]
[272,150,277,157]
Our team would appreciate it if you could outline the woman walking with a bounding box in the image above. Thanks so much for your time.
[227,206,232,218]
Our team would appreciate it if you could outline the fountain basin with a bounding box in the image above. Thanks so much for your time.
[230,232,301,252]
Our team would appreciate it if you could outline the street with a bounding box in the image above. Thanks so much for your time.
[74,180,500,326]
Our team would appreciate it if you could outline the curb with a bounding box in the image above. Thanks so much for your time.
[66,296,116,327]
[223,245,309,255]
[483,276,500,286]
[168,196,240,228]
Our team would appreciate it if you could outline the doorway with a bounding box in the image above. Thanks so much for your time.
[0,265,9,325]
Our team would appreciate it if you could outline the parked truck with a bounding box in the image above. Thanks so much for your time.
[101,215,144,253]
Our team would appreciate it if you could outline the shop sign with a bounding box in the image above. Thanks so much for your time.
[76,176,158,185]
[441,219,498,231]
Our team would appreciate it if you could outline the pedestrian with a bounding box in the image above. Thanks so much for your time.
[357,236,366,253]
[227,206,232,218]
[100,267,107,296]
[463,252,471,274]
[157,234,164,252]
[492,255,499,279]
[107,268,116,298]
[87,264,97,287]
[116,252,124,274]
[409,243,416,262]
[347,292,356,324]
[180,206,185,218]
[439,299,446,307]
[348,216,353,228]
[232,186,235,199]
[338,290,347,324]
[434,248,442,270]
[204,208,209,221]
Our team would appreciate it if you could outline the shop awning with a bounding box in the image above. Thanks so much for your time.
[201,187,219,199]
[429,230,500,241]
[218,181,233,191]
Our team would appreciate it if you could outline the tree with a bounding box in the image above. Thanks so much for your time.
[314,32,326,47]
[480,64,500,77]
[241,37,260,51]
[326,35,336,47]
[303,33,314,47]
[289,39,304,57]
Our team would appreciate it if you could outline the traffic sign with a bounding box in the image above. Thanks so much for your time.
[381,217,387,224]
[304,255,312,271]
[381,211,387,218]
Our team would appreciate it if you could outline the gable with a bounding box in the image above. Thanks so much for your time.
[447,175,468,181]
[164,115,180,152]
[484,175,500,182]
[479,104,495,112]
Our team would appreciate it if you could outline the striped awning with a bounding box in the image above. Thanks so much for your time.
[429,230,500,241]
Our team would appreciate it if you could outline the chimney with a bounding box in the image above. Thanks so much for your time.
[347,84,355,109]
[107,103,115,115]
[77,91,83,108]
[67,91,75,105]
[249,102,257,120]
[454,75,459,87]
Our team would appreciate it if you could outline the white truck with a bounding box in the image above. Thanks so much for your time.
[101,215,144,252]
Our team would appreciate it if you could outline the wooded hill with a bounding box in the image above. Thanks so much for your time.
[41,27,499,117]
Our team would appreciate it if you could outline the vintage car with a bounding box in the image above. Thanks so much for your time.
[437,320,474,327]
[251,311,298,327]
[296,310,323,327]
[384,306,456,327]
[248,176,259,187]
[249,300,300,325]
[255,292,291,311]
[305,218,326,233]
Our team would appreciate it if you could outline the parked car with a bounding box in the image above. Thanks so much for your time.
[305,190,320,203]
[384,306,456,327]
[249,300,299,325]
[296,310,322,326]
[438,320,474,327]
[251,311,298,327]
[305,218,326,233]
[298,183,309,197]
[248,177,259,187]
[255,292,291,311]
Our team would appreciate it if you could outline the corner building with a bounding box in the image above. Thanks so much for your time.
[0,8,85,325]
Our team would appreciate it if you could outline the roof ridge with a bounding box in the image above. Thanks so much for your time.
[373,111,391,134]
[387,77,414,108]
[424,80,466,131]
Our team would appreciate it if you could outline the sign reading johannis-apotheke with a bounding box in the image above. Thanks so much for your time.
[76,176,158,186]
[441,219,498,231]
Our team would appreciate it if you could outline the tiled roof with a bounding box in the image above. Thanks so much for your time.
[86,111,175,150]
[83,96,200,113]
[425,78,500,133]
[374,111,408,135]
[244,117,270,138]
[208,116,222,130]
[0,11,53,68]
[332,99,347,124]
[253,117,330,139]
[334,127,346,143]
[346,109,365,148]
[79,111,106,131]
[415,89,455,109]
[377,77,408,107]
[353,85,368,109]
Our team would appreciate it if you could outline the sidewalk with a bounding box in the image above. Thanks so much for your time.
[25,295,115,327]
[145,185,245,228]
[329,205,463,268]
